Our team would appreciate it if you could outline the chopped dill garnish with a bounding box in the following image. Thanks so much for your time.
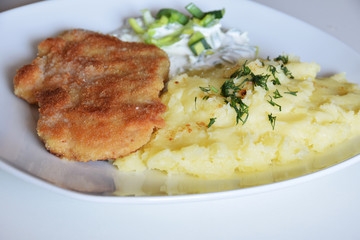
[267,64,281,85]
[273,89,282,99]
[272,77,281,85]
[229,62,251,79]
[284,87,298,96]
[220,62,252,124]
[227,97,249,124]
[220,62,273,124]
[250,73,270,90]
[267,96,282,111]
[273,55,294,79]
[268,113,276,130]
[221,78,240,97]
[225,62,270,91]
[274,55,289,64]
[200,85,218,93]
[281,65,294,79]
[196,57,295,129]
[221,89,249,124]
[267,64,277,75]
[208,117,216,128]
[199,86,210,93]
[194,96,197,109]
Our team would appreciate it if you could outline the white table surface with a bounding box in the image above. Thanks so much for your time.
[1,1,360,239]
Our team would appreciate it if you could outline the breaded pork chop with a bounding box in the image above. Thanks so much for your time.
[14,29,170,162]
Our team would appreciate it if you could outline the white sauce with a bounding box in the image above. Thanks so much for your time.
[112,17,256,77]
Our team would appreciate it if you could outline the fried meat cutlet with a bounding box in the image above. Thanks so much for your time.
[14,29,170,162]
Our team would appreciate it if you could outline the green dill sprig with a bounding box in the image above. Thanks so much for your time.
[199,86,210,93]
[273,55,294,79]
[229,62,251,79]
[226,62,271,91]
[199,85,219,101]
[220,63,252,124]
[284,87,298,96]
[273,89,282,99]
[274,55,289,64]
[267,65,281,85]
[221,78,241,97]
[251,73,270,90]
[208,117,216,128]
[281,65,294,79]
[268,113,276,130]
[225,97,249,124]
[199,85,218,93]
[221,77,249,125]
[267,96,282,111]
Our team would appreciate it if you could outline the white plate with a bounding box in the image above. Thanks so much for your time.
[0,0,359,203]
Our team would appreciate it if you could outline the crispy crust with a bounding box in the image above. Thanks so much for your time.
[14,29,170,161]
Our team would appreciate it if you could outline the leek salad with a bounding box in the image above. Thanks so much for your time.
[112,3,256,76]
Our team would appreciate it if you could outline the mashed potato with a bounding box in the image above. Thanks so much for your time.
[114,56,360,180]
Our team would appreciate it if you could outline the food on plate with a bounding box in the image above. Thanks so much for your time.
[113,56,360,179]
[12,2,360,187]
[113,3,256,76]
[13,29,170,162]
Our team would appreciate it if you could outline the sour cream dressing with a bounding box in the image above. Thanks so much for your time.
[112,18,256,76]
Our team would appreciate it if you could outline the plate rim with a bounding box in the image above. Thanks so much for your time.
[1,0,360,202]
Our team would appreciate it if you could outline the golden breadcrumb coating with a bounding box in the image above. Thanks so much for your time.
[14,29,170,162]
